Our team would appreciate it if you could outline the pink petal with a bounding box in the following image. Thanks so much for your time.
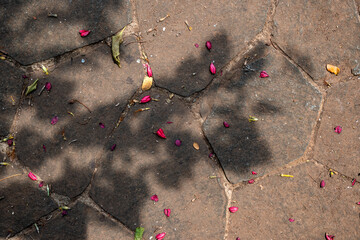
[175,139,181,146]
[325,234,335,240]
[7,139,13,146]
[259,71,269,78]
[206,41,212,50]
[99,123,105,128]
[356,202,360,205]
[42,144,46,152]
[352,179,356,186]
[61,210,68,216]
[320,180,325,188]
[164,208,171,217]
[140,95,151,103]
[210,62,216,75]
[150,194,159,202]
[147,64,153,77]
[51,116,58,125]
[166,121,173,124]
[334,126,342,134]
[223,121,230,128]
[248,179,255,184]
[156,232,166,240]
[220,70,223,76]
[289,218,295,222]
[79,30,91,37]
[45,82,52,91]
[156,128,166,139]
[110,144,116,151]
[39,181,44,188]
[236,238,241,240]
[229,206,238,213]
[28,172,37,181]
[194,43,199,48]
[251,171,257,175]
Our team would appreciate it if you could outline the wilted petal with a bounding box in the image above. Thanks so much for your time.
[79,30,91,37]
[194,43,199,48]
[45,82,52,91]
[236,238,240,240]
[334,126,342,134]
[210,62,216,75]
[151,194,159,202]
[156,232,166,240]
[248,179,255,184]
[51,116,58,125]
[28,172,37,181]
[175,139,181,146]
[259,71,269,78]
[110,144,116,151]
[22,75,28,79]
[156,128,166,139]
[289,218,295,222]
[229,206,238,213]
[39,181,44,188]
[206,41,212,50]
[320,180,325,188]
[209,153,214,158]
[325,234,335,240]
[99,123,105,128]
[223,121,230,128]
[356,202,360,205]
[7,139,13,146]
[352,179,356,186]
[166,121,173,124]
[61,210,68,216]
[147,64,153,77]
[251,171,257,175]
[164,208,171,217]
[140,95,151,103]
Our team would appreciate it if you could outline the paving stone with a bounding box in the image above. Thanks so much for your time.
[18,202,133,240]
[90,89,226,239]
[136,0,270,96]
[313,79,360,178]
[0,162,57,238]
[15,41,142,198]
[228,161,360,239]
[0,0,131,65]
[0,61,24,137]
[273,0,360,80]
[202,45,322,183]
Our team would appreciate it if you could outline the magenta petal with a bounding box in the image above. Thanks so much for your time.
[248,179,255,184]
[236,238,241,240]
[79,30,90,37]
[251,171,257,175]
[194,43,199,48]
[147,64,153,77]
[156,128,166,139]
[229,206,238,213]
[140,95,151,103]
[156,232,166,240]
[289,218,295,222]
[61,210,68,216]
[28,172,37,181]
[22,75,29,79]
[51,116,58,125]
[356,202,360,205]
[320,180,325,188]
[166,121,173,124]
[210,62,216,75]
[164,208,171,217]
[99,123,105,128]
[45,82,52,91]
[259,71,269,78]
[334,126,342,134]
[206,41,212,50]
[352,179,356,186]
[325,234,335,240]
[150,194,159,202]
[110,144,116,151]
[175,139,181,146]
[39,181,44,188]
[43,144,46,152]
[209,153,214,158]
[7,139,13,146]
[223,121,230,128]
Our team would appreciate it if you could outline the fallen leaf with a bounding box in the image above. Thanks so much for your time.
[41,65,49,75]
[112,27,126,67]
[248,115,258,122]
[326,64,340,75]
[142,76,153,91]
[0,162,10,166]
[193,142,199,150]
[134,227,145,240]
[25,79,39,96]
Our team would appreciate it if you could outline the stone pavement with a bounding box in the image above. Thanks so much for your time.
[0,0,359,239]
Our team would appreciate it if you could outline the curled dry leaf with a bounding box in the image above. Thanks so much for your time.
[326,64,340,75]
[142,76,153,91]
[25,79,39,96]
[193,142,199,150]
[112,27,126,68]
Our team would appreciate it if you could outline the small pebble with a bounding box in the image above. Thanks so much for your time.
[81,59,85,63]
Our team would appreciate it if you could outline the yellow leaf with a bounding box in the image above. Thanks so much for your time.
[326,64,340,75]
[193,142,199,150]
[112,27,126,68]
[142,76,153,91]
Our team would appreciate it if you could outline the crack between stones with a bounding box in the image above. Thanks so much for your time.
[311,159,359,183]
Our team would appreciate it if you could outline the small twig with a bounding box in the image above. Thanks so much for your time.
[68,139,78,145]
[38,85,46,96]
[68,99,92,113]
[0,173,22,182]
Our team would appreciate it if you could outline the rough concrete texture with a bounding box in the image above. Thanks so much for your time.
[202,45,322,183]
[228,161,360,239]
[15,41,143,198]
[0,0,131,65]
[273,0,360,80]
[136,0,270,96]
[90,89,226,239]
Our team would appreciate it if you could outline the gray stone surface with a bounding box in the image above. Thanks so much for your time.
[0,0,131,65]
[15,41,142,198]
[0,61,24,137]
[0,163,57,237]
[228,162,360,239]
[202,45,322,183]
[313,79,360,178]
[21,202,133,240]
[90,89,226,239]
[136,0,270,96]
[273,0,360,80]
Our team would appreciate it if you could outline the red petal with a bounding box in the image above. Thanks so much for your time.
[175,139,181,146]
[320,180,325,188]
[156,232,166,240]
[210,62,216,75]
[223,121,230,128]
[206,41,212,50]
[334,126,342,134]
[259,71,269,78]
[229,206,238,213]
[352,179,356,186]
[248,179,255,184]
[289,218,295,222]
[156,128,166,139]
[99,123,105,128]
[194,43,199,48]
[140,95,151,103]
[28,172,37,181]
[251,171,257,175]
[150,194,159,202]
[39,181,44,188]
[164,208,171,217]
[51,116,58,125]
[79,30,91,37]
[147,64,153,77]
[45,82,52,91]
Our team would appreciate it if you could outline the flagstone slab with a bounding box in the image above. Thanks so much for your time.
[15,41,142,198]
[21,202,133,240]
[313,79,360,178]
[136,0,270,96]
[202,45,322,183]
[90,88,226,239]
[0,162,57,238]
[273,0,360,80]
[0,0,131,65]
[228,162,360,239]
[0,61,24,137]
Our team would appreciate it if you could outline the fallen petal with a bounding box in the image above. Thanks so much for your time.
[352,179,356,186]
[251,171,257,175]
[39,181,44,188]
[325,234,335,240]
[151,194,159,202]
[61,210,68,216]
[28,172,37,181]
[259,71,269,78]
[223,121,230,128]
[110,144,116,151]
[7,139,13,146]
[334,126,342,134]
[289,218,295,222]
[320,180,325,188]
[99,123,105,128]
[206,41,212,50]
[79,30,91,37]
[45,82,52,91]
[166,121,173,124]
[209,153,214,158]
[210,62,216,75]
[229,206,238,213]
[140,95,151,103]
[147,64,153,77]
[164,208,171,217]
[326,64,340,75]
[175,139,181,146]
[194,43,199,48]
[22,75,28,79]
[51,116,58,125]
[248,179,255,184]
[156,128,166,139]
[156,232,166,240]
[236,238,241,240]
[43,144,46,152]
[356,202,360,205]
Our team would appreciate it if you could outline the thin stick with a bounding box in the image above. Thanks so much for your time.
[68,99,92,113]
[0,173,22,182]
